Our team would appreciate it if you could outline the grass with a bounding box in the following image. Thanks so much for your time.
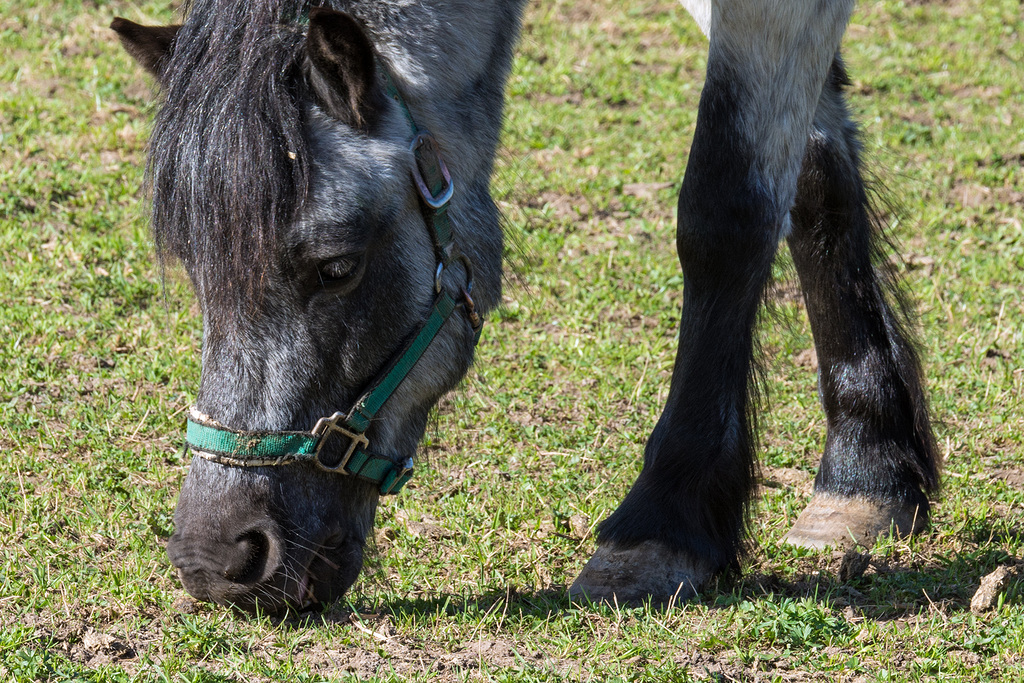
[1,0,1023,680]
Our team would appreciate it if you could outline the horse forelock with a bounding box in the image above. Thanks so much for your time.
[148,0,330,305]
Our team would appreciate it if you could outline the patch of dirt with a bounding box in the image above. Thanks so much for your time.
[524,183,675,244]
[10,613,155,679]
[950,180,1024,210]
[769,279,805,306]
[443,638,521,668]
[793,347,819,371]
[393,510,456,540]
[540,0,680,31]
[622,181,675,201]
[597,306,669,333]
[899,0,974,17]
[286,612,581,680]
[992,468,1024,487]
[72,629,136,667]
[282,602,849,682]
[975,151,1024,169]
[762,466,813,496]
[528,91,585,107]
[945,84,1008,101]
[981,347,1014,371]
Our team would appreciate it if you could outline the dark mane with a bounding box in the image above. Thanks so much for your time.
[149,0,320,302]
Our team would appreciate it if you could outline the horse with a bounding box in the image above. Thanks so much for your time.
[112,0,939,613]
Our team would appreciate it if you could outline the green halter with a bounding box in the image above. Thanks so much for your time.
[185,66,482,496]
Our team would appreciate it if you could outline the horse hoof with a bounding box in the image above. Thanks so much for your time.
[784,493,927,550]
[569,540,713,607]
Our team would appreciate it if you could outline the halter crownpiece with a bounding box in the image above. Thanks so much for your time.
[183,62,483,496]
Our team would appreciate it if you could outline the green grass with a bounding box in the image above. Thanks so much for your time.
[2,0,1023,680]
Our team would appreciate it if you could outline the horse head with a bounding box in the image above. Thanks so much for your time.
[114,2,517,612]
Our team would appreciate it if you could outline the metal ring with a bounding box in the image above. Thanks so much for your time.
[410,132,454,209]
[458,253,475,294]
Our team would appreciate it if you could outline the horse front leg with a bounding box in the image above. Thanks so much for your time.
[570,0,856,604]
[784,55,940,548]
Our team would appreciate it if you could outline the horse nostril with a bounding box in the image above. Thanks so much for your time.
[222,529,271,584]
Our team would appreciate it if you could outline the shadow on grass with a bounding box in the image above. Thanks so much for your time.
[263,517,1024,632]
[305,586,573,627]
[299,540,1023,628]
[714,543,1022,622]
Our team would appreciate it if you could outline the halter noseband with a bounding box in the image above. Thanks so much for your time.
[185,67,482,496]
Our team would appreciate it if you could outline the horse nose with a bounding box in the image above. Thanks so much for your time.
[221,527,275,583]
[168,519,285,605]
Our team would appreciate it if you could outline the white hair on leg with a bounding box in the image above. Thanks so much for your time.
[709,0,856,217]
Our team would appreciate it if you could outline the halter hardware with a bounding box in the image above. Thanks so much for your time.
[184,62,482,496]
[411,131,453,210]
[311,411,370,471]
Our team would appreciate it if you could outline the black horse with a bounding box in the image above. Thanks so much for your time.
[113,0,938,612]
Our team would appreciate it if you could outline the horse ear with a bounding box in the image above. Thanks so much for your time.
[111,18,181,81]
[306,8,379,128]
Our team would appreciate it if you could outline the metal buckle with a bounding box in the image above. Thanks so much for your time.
[381,457,415,495]
[311,411,369,472]
[410,132,454,209]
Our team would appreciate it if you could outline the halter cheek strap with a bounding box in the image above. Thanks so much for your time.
[184,65,482,496]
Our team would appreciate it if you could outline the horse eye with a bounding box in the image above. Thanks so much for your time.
[317,254,364,290]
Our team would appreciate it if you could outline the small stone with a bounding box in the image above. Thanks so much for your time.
[403,518,454,540]
[569,514,590,540]
[375,526,398,544]
[839,548,871,582]
[81,630,133,660]
[970,566,1013,614]
[82,631,114,652]
[173,594,202,614]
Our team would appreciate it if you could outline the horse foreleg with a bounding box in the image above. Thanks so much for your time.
[783,55,940,549]
[570,0,856,604]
